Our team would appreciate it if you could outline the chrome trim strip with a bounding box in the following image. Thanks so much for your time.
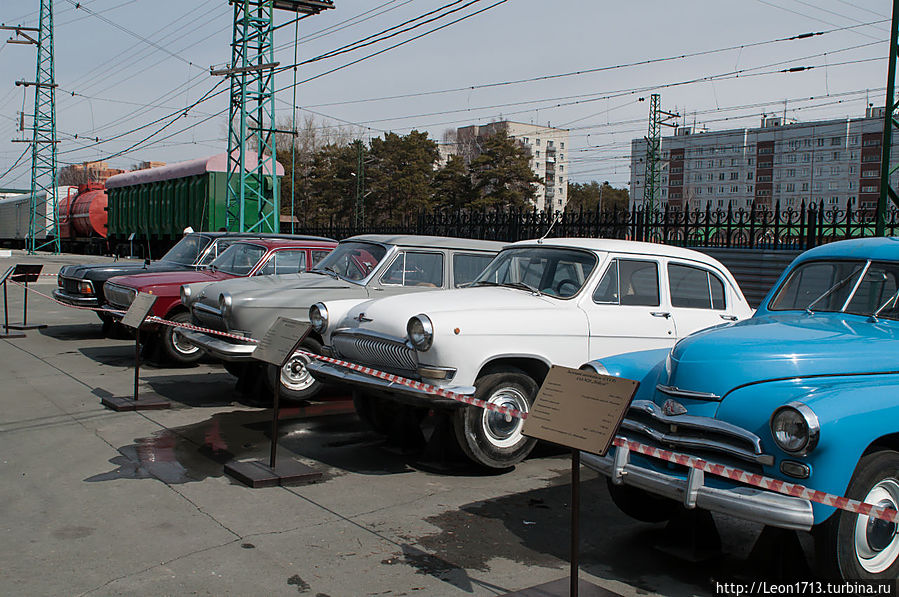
[52,289,100,306]
[192,302,223,317]
[656,384,721,401]
[177,329,256,361]
[581,450,814,531]
[307,359,475,402]
[418,365,456,380]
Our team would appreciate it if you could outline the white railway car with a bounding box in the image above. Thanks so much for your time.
[0,186,77,243]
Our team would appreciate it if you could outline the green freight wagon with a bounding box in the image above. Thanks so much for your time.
[105,152,283,254]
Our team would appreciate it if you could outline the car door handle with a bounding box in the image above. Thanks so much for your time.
[719,314,738,321]
[650,311,671,319]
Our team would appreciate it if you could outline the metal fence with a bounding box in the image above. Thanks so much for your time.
[295,201,899,249]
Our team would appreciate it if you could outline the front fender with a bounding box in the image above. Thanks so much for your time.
[716,374,899,523]
[585,348,671,402]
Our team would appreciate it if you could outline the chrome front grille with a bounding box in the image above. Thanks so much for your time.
[332,330,417,372]
[60,276,82,294]
[103,283,136,309]
[619,400,773,469]
[191,301,226,332]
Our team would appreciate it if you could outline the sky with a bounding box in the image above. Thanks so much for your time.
[0,0,893,191]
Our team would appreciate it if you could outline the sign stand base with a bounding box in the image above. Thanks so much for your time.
[101,394,171,412]
[501,578,617,597]
[224,320,320,489]
[101,327,170,411]
[224,458,321,488]
[0,329,26,339]
[5,323,47,331]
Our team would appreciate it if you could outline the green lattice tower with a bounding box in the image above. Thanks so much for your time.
[27,0,59,253]
[876,0,899,235]
[224,0,333,233]
[641,94,678,213]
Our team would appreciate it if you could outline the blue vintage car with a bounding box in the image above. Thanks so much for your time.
[581,237,899,579]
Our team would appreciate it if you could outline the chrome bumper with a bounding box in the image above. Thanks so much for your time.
[307,359,475,408]
[177,328,256,361]
[581,447,815,531]
[52,289,100,307]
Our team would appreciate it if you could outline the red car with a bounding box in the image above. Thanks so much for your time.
[103,237,336,364]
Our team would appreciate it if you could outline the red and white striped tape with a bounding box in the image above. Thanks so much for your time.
[11,274,899,524]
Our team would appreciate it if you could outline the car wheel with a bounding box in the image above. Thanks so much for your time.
[815,450,899,579]
[452,369,538,470]
[264,337,323,401]
[606,480,678,523]
[160,312,203,365]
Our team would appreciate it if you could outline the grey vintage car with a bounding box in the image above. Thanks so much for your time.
[178,234,505,400]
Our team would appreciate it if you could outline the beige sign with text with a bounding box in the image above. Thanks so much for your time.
[523,365,638,456]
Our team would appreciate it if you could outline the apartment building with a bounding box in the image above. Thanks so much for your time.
[451,121,570,212]
[630,108,899,213]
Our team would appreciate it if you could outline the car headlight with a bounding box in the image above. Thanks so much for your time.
[770,402,819,455]
[219,292,233,318]
[180,285,192,305]
[310,302,328,333]
[407,314,433,351]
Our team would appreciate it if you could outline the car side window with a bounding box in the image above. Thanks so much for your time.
[453,253,494,287]
[593,259,660,306]
[311,250,331,266]
[846,262,899,315]
[256,250,306,276]
[380,252,444,287]
[668,263,727,310]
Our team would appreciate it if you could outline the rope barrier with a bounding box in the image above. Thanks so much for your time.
[11,273,899,525]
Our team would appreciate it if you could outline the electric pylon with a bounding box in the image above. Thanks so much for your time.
[217,0,333,234]
[876,0,899,235]
[641,94,678,212]
[3,1,59,253]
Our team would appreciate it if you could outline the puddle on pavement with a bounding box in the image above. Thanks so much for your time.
[86,400,365,485]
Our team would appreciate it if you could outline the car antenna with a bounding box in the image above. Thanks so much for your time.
[537,211,561,244]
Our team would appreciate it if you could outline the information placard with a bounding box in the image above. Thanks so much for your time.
[120,292,157,329]
[253,317,311,366]
[523,365,638,456]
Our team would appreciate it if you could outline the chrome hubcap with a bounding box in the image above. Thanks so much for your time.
[854,479,899,573]
[172,329,199,355]
[280,352,314,391]
[481,386,528,448]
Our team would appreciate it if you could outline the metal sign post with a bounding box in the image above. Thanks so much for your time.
[2,264,46,334]
[101,292,171,412]
[224,317,321,488]
[502,366,638,597]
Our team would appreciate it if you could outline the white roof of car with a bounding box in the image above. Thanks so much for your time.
[510,237,722,264]
[346,234,506,251]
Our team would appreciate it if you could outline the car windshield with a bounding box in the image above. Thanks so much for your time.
[210,243,267,276]
[473,247,597,298]
[160,234,211,265]
[312,241,387,282]
[769,259,899,319]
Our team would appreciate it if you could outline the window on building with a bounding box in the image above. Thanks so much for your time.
[706,173,713,181]
[731,158,737,166]
[786,183,795,192]
[832,151,841,161]
[775,183,781,192]
[718,185,726,193]
[849,165,857,174]
[536,138,541,145]
[863,169,879,178]
[864,139,880,147]
[813,182,822,191]
[696,188,702,195]
[803,153,811,163]
[828,196,839,204]
[536,151,540,158]
[718,172,725,181]
[787,197,796,206]
[731,185,739,193]
[801,182,809,192]
[828,181,839,190]
[862,185,878,193]
[748,157,754,165]
[851,151,859,160]
[850,136,859,145]
[730,172,738,180]
[707,186,714,194]
[747,171,754,180]
[788,154,797,163]
[815,167,823,176]
[817,138,825,147]
[831,166,840,175]
[849,195,857,203]
[786,168,795,177]
[523,137,529,144]
[849,181,857,190]
[560,153,564,161]
[831,137,841,146]
[547,140,554,148]
[559,165,563,171]
[560,142,564,149]
[707,160,713,168]
[746,185,754,193]
[804,139,811,147]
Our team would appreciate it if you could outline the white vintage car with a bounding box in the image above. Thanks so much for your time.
[306,238,754,469]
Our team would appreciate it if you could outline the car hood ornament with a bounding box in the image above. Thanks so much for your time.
[662,399,688,416]
[354,312,372,323]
